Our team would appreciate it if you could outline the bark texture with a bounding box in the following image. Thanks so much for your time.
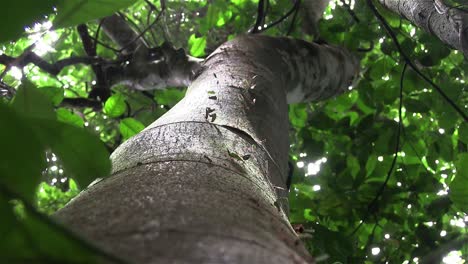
[379,0,468,57]
[55,35,357,263]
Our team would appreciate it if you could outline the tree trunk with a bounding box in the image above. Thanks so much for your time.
[55,35,358,263]
[378,0,468,57]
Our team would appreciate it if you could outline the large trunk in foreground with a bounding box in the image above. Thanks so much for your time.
[55,35,358,263]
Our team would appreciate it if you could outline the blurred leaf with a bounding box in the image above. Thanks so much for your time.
[449,153,468,212]
[31,120,111,188]
[0,103,46,202]
[155,88,185,107]
[289,104,308,128]
[0,1,55,42]
[56,108,84,127]
[459,123,468,144]
[119,118,145,140]
[347,155,360,178]
[54,0,137,28]
[188,34,206,57]
[38,86,64,106]
[12,81,55,120]
[366,155,378,177]
[103,93,126,118]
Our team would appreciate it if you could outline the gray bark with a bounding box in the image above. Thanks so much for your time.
[55,35,358,263]
[378,0,468,58]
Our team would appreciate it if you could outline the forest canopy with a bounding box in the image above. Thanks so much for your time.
[0,0,467,263]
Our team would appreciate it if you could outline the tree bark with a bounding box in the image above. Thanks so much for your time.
[55,35,357,263]
[378,0,468,58]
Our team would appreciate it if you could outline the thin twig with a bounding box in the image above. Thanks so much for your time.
[367,0,468,122]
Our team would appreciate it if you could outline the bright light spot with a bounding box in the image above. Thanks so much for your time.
[384,234,390,239]
[399,152,406,157]
[397,182,402,187]
[51,156,57,162]
[426,221,434,227]
[407,204,412,209]
[84,122,89,127]
[440,230,447,237]
[305,157,327,176]
[382,75,390,81]
[423,88,428,92]
[325,14,333,20]
[437,189,448,196]
[443,251,464,264]
[413,257,419,263]
[103,115,108,120]
[435,160,439,164]
[348,85,353,90]
[378,156,384,162]
[321,157,327,163]
[379,37,384,44]
[297,161,305,168]
[160,105,165,108]
[438,128,445,134]
[403,261,409,264]
[91,80,97,85]
[58,169,63,174]
[51,178,57,184]
[60,178,66,183]
[450,218,466,228]
[95,126,100,131]
[312,185,321,191]
[402,236,405,240]
[441,173,448,179]
[464,216,468,222]
[371,247,380,255]
[50,166,58,172]
[299,153,307,157]
[410,28,416,37]
[9,66,23,80]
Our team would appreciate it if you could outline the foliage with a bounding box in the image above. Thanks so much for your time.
[0,0,467,263]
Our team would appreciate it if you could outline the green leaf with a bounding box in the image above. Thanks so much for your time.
[365,155,378,177]
[54,0,137,29]
[0,103,46,202]
[449,153,468,212]
[31,120,111,188]
[12,81,55,120]
[56,108,84,127]
[188,34,206,57]
[289,104,308,129]
[38,86,64,106]
[347,155,360,178]
[459,123,468,144]
[0,1,55,42]
[119,118,145,140]
[155,88,185,107]
[103,93,126,118]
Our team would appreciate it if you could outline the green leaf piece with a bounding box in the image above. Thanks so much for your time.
[119,118,145,140]
[459,123,468,144]
[347,155,360,178]
[31,120,111,188]
[188,34,206,57]
[12,81,55,120]
[449,153,468,213]
[56,108,85,127]
[0,103,46,202]
[0,1,55,43]
[54,0,137,29]
[103,93,126,118]
[38,86,64,106]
